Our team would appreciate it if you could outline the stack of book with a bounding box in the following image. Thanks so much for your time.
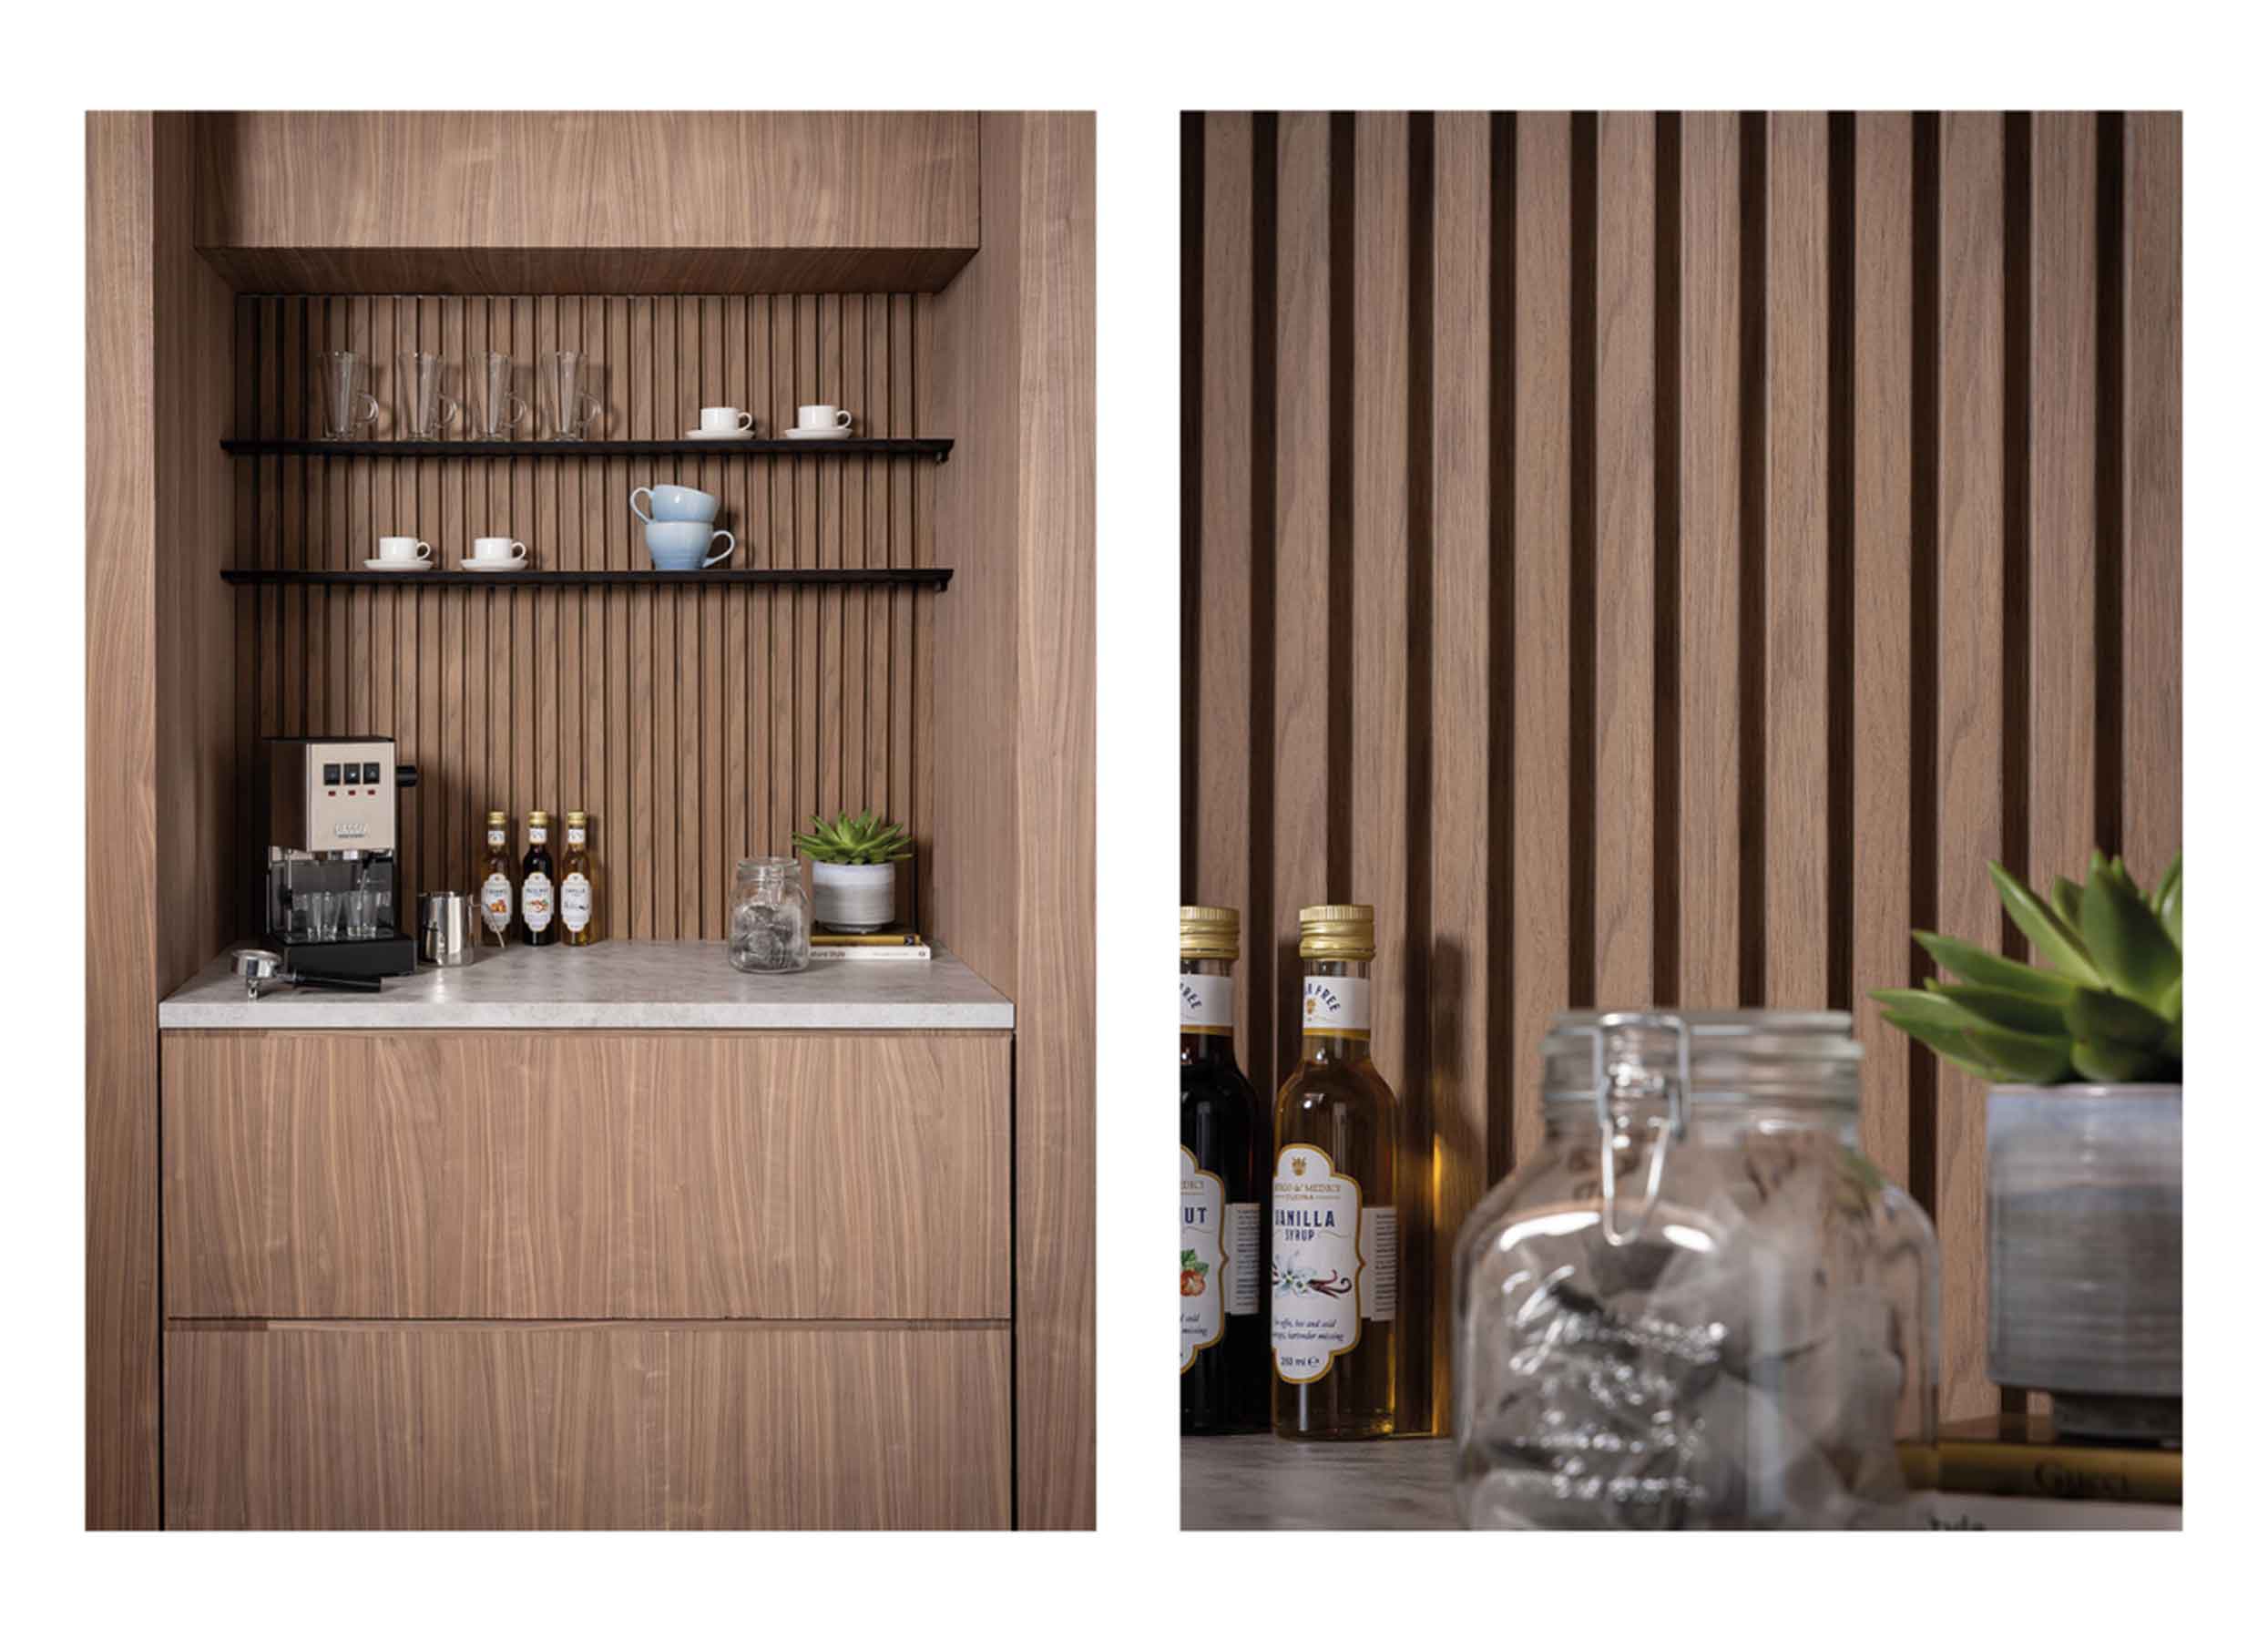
[809,927,933,962]
[1900,1413,2181,1530]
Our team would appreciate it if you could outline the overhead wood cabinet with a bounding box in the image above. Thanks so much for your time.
[87,110,1092,1530]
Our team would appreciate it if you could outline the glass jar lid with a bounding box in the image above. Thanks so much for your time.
[1542,1009,1861,1109]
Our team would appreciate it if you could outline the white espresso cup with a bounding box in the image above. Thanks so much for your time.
[471,536,529,564]
[700,406,756,433]
[796,404,853,431]
[376,536,433,563]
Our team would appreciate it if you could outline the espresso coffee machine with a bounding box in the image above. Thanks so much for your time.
[256,736,420,979]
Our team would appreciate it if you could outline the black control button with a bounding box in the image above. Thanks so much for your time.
[322,763,342,785]
[362,762,383,785]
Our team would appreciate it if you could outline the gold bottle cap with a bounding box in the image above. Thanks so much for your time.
[566,810,588,826]
[485,810,507,825]
[1180,905,1240,961]
[527,809,550,826]
[1298,903,1376,961]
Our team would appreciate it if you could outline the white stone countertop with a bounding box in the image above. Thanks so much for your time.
[159,940,1013,1031]
[1180,1435,1456,1530]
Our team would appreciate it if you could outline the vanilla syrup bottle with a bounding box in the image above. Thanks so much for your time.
[1272,903,1398,1440]
[559,810,597,946]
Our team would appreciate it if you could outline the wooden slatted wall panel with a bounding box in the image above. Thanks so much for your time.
[1180,110,2182,1431]
[231,293,932,940]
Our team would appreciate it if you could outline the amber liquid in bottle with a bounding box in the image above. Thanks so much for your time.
[1181,915,1270,1436]
[479,811,516,943]
[1272,906,1397,1440]
[559,811,597,946]
[520,811,557,948]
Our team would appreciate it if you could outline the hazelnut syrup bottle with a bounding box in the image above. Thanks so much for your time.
[1272,904,1398,1440]
[519,810,557,947]
[1180,906,1269,1435]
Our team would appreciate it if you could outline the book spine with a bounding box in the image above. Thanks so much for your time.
[1899,1445,2181,1503]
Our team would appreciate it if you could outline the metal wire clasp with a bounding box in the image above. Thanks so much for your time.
[1581,1010,1691,1247]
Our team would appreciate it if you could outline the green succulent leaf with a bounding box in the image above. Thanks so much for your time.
[1877,1010,2001,1082]
[2079,856,2181,1008]
[1911,933,2078,1003]
[1951,1020,2075,1084]
[1988,862,2106,989]
[1928,983,2069,1040]
[1869,988,1977,1031]
[2050,876,2086,932]
[2065,986,2171,1050]
[2070,1038,2162,1084]
[2159,872,2181,952]
[2152,853,2182,916]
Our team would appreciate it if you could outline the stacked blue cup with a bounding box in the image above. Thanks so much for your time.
[632,484,736,570]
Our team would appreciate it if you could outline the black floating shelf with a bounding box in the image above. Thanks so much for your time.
[220,567,952,589]
[220,436,953,463]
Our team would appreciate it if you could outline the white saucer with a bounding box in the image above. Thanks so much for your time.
[363,559,433,572]
[457,559,529,573]
[783,426,853,441]
[683,427,757,441]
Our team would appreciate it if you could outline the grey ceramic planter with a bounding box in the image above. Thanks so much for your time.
[1987,1082,2181,1443]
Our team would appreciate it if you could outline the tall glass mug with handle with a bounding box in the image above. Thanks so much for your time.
[397,351,461,439]
[315,351,381,441]
[473,351,527,439]
[544,350,604,441]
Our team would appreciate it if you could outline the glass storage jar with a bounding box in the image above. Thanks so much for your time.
[729,856,811,974]
[1452,1010,1939,1530]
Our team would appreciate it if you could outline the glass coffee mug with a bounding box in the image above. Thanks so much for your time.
[544,351,604,441]
[315,352,381,440]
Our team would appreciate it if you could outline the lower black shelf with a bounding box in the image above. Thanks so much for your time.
[220,567,952,589]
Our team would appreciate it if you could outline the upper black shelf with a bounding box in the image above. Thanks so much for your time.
[220,567,952,590]
[220,436,954,463]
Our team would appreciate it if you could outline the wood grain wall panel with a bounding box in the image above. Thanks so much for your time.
[163,1030,1010,1322]
[1591,111,1656,1008]
[1510,113,1574,1166]
[1182,109,2181,1433]
[1764,112,1832,1008]
[1425,112,1494,1433]
[1191,113,1262,1064]
[1272,113,1333,1086]
[167,1323,1010,1530]
[198,112,978,266]
[1934,111,2008,1423]
[1851,115,1916,1187]
[2029,114,2101,900]
[229,293,931,940]
[1677,114,1743,1010]
[2122,115,2181,876]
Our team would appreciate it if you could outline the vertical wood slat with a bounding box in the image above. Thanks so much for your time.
[2122,115,2181,877]
[1271,113,1333,1092]
[1678,114,1742,1009]
[1764,112,1832,1008]
[1194,114,1262,1076]
[1934,111,2008,1422]
[233,294,927,948]
[1425,111,1494,1434]
[1182,109,2178,1435]
[1851,114,1916,1187]
[1510,112,1573,1166]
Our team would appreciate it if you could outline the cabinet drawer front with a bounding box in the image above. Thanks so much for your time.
[163,1031,1009,1319]
[165,1322,1010,1530]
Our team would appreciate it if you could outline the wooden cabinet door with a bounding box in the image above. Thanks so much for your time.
[165,1322,1010,1529]
[163,1030,1010,1319]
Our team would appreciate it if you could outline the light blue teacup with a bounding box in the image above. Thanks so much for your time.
[645,519,736,571]
[630,483,720,525]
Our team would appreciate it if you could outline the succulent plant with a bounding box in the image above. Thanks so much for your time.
[792,809,913,866]
[1871,851,2182,1086]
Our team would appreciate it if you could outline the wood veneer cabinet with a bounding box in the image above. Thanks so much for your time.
[159,1029,1012,1530]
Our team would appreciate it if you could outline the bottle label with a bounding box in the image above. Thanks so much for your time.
[485,827,506,850]
[1180,1147,1225,1371]
[567,824,587,847]
[1301,975,1371,1039]
[1360,1207,1398,1321]
[481,872,513,934]
[1179,973,1232,1035]
[1226,1203,1261,1317]
[1271,1142,1380,1383]
[522,871,554,931]
[561,872,593,933]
